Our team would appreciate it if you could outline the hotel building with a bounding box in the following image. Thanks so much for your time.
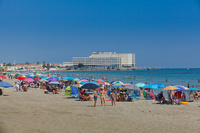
[72,52,135,68]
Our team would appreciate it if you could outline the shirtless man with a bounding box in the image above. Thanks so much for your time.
[111,90,116,106]
[93,87,98,107]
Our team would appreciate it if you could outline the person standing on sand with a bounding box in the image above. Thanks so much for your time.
[111,90,116,106]
[93,87,98,107]
[100,87,106,106]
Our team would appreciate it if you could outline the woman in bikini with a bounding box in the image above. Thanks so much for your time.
[100,88,106,106]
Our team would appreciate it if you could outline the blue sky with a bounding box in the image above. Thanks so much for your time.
[0,0,200,68]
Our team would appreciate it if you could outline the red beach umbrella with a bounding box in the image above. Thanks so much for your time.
[34,76,41,81]
[23,78,34,83]
[0,75,6,79]
[17,76,26,80]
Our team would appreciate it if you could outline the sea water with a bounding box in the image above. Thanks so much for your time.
[54,68,200,96]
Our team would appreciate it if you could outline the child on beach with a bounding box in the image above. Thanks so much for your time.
[111,90,116,106]
[93,87,98,107]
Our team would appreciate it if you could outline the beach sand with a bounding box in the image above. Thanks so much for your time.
[0,79,200,133]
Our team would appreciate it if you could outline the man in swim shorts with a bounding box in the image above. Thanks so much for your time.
[111,90,116,106]
[93,87,98,107]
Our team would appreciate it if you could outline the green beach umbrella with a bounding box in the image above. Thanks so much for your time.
[135,83,145,88]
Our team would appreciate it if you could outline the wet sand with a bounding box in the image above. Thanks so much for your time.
[0,79,200,133]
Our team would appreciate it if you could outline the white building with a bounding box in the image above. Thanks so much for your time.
[73,52,135,68]
[63,62,74,67]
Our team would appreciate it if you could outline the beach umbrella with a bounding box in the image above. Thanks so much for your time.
[122,83,130,86]
[142,84,159,89]
[81,81,99,89]
[123,84,140,90]
[188,88,200,91]
[97,82,106,85]
[78,81,87,84]
[23,78,34,83]
[0,82,13,87]
[29,74,34,77]
[15,73,20,75]
[0,75,6,79]
[49,81,60,85]
[48,76,59,79]
[41,77,47,79]
[26,76,34,79]
[175,85,188,91]
[62,77,74,81]
[163,86,177,90]
[95,79,102,82]
[79,79,88,82]
[74,78,79,81]
[17,76,26,80]
[39,79,48,82]
[0,82,13,95]
[35,74,42,77]
[47,77,58,81]
[111,85,123,88]
[152,83,165,88]
[112,81,124,85]
[135,83,145,88]
[34,76,41,81]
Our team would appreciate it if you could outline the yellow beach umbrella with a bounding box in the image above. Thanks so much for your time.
[163,86,177,90]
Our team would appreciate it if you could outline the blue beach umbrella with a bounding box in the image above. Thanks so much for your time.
[26,76,34,79]
[62,77,74,81]
[48,76,59,79]
[142,84,159,90]
[41,77,47,79]
[152,83,165,88]
[0,82,13,87]
[81,82,99,89]
[188,88,200,91]
[111,85,123,88]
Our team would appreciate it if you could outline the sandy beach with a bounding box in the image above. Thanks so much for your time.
[0,78,200,133]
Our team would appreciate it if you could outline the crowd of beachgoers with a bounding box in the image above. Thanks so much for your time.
[1,71,200,107]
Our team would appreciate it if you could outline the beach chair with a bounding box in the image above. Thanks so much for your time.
[134,90,140,97]
[132,93,139,100]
